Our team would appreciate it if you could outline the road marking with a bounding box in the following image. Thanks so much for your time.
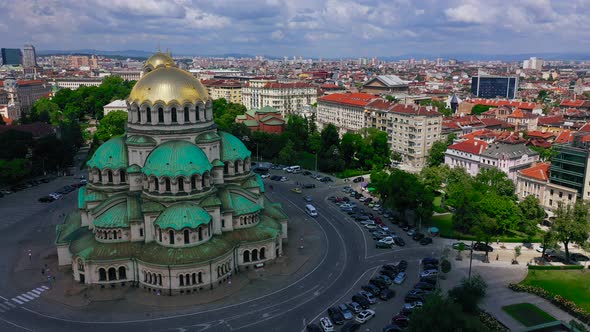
[20,294,35,301]
[31,290,42,295]
[16,296,29,302]
[0,303,10,311]
[26,292,39,298]
[4,301,15,308]
[35,287,46,292]
[11,298,24,305]
[0,316,34,331]
[0,295,7,301]
[41,286,49,290]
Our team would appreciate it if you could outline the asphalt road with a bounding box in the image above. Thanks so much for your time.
[0,165,442,332]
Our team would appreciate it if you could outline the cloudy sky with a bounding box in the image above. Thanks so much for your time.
[0,0,588,58]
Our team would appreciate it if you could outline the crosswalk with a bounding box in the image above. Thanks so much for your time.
[0,286,49,313]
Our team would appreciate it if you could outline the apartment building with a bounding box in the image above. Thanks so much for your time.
[516,162,577,211]
[365,100,443,168]
[53,77,103,90]
[0,79,52,117]
[242,79,317,116]
[316,92,377,136]
[201,79,242,104]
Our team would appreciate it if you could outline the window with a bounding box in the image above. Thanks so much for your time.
[107,171,113,183]
[137,109,141,122]
[549,199,553,206]
[192,273,196,284]
[158,228,162,242]
[169,230,175,245]
[198,272,202,283]
[99,268,107,281]
[171,107,177,123]
[196,106,200,120]
[146,107,151,123]
[179,275,184,286]
[184,230,189,244]
[158,107,164,123]
[243,250,250,263]
[198,227,203,241]
[252,249,258,261]
[569,194,572,200]
[140,228,144,237]
[154,178,159,191]
[108,267,117,281]
[118,266,126,280]
[559,192,563,198]
[184,107,189,122]
[178,177,184,192]
[222,219,225,228]
[191,176,196,190]
[165,178,171,192]
[260,247,266,259]
[120,170,126,183]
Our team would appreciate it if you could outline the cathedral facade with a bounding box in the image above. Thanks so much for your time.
[56,52,288,295]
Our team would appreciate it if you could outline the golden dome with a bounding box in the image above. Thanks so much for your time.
[144,52,176,70]
[128,67,210,105]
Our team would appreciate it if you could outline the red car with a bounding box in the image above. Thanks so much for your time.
[391,314,410,328]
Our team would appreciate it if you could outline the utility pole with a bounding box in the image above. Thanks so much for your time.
[468,240,474,279]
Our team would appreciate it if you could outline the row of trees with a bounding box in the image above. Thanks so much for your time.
[212,98,391,173]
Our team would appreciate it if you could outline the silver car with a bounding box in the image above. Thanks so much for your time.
[338,303,354,320]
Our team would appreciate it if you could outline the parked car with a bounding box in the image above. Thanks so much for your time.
[320,176,333,182]
[420,237,433,245]
[382,324,403,332]
[361,284,381,296]
[394,237,405,246]
[38,196,55,203]
[302,171,312,176]
[355,309,375,324]
[407,228,417,236]
[393,272,406,285]
[397,260,408,270]
[414,282,435,291]
[376,241,393,249]
[327,307,345,325]
[473,242,494,252]
[341,321,361,332]
[347,302,362,313]
[379,237,395,246]
[319,317,334,332]
[352,295,370,309]
[420,277,437,285]
[358,196,367,202]
[380,269,397,279]
[571,253,590,262]
[452,242,471,250]
[536,246,556,254]
[375,274,393,285]
[423,264,438,271]
[544,253,565,262]
[401,301,423,314]
[303,195,313,202]
[404,294,425,303]
[421,257,439,265]
[291,187,302,194]
[359,291,377,304]
[303,183,316,189]
[420,269,438,278]
[391,314,410,328]
[369,278,388,290]
[379,288,395,301]
[338,303,354,320]
[306,324,322,332]
[49,192,62,200]
[353,177,364,183]
[412,233,425,241]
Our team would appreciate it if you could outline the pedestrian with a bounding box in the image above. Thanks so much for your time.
[496,254,499,261]
[28,250,32,263]
[41,268,45,276]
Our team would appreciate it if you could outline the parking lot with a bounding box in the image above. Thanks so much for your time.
[259,165,442,332]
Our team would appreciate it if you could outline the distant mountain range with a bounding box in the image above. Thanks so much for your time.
[37,49,590,62]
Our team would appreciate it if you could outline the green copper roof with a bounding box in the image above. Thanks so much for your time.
[141,199,166,213]
[126,135,157,146]
[127,164,142,173]
[195,131,221,143]
[258,106,279,113]
[127,194,143,221]
[264,119,284,125]
[212,159,225,167]
[219,131,251,161]
[154,202,211,231]
[255,174,266,193]
[243,120,258,127]
[78,187,108,209]
[87,136,128,170]
[94,201,129,228]
[260,115,275,122]
[143,140,212,178]
[56,212,82,245]
[231,193,261,216]
[235,114,247,120]
[200,195,222,207]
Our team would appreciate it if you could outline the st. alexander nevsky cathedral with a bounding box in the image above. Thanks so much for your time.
[55,52,288,295]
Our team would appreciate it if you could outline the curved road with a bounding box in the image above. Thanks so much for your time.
[0,169,439,332]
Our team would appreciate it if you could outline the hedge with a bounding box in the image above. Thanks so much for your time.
[508,283,590,325]
[528,265,584,270]
[478,309,509,332]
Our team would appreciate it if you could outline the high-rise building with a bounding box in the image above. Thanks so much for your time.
[471,75,519,99]
[523,57,543,70]
[22,44,37,68]
[1,48,22,65]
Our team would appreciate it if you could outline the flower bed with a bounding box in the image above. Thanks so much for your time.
[478,309,509,332]
[508,283,590,324]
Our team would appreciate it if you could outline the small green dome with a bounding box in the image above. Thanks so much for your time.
[126,135,157,146]
[196,131,221,143]
[87,136,128,170]
[142,140,212,178]
[219,132,251,161]
[154,202,211,231]
[127,164,142,173]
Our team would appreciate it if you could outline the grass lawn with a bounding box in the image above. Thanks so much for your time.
[521,270,590,313]
[433,196,446,213]
[430,213,543,242]
[502,303,556,327]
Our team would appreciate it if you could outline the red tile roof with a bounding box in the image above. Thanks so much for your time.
[560,99,585,107]
[538,115,564,125]
[263,82,315,89]
[467,98,538,110]
[519,162,550,181]
[555,130,574,143]
[479,118,510,128]
[461,129,499,140]
[447,139,488,154]
[0,80,46,87]
[319,93,378,107]
[390,103,441,116]
[508,109,537,119]
[526,131,555,139]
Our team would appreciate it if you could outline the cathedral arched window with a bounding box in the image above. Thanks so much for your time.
[190,175,196,190]
[158,107,164,123]
[120,170,126,183]
[165,178,171,192]
[184,229,190,244]
[198,227,203,241]
[137,108,141,123]
[178,177,184,192]
[169,230,175,245]
[179,274,184,286]
[107,170,113,183]
[171,107,177,123]
[184,107,189,122]
[146,107,151,123]
[154,178,159,191]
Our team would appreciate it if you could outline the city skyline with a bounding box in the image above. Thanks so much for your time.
[1,0,589,58]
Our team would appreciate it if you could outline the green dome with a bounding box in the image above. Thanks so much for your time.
[196,131,221,143]
[219,132,251,161]
[127,164,142,173]
[126,135,157,146]
[142,140,212,178]
[154,202,211,231]
[87,136,128,170]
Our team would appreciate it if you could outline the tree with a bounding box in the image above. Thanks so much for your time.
[391,151,402,162]
[427,141,448,167]
[441,259,451,273]
[340,132,363,167]
[420,99,452,116]
[514,245,522,263]
[0,159,31,184]
[471,104,492,115]
[419,165,450,191]
[553,201,590,262]
[537,90,548,102]
[449,275,488,313]
[30,98,61,124]
[540,229,558,257]
[278,140,297,165]
[518,195,545,234]
[385,95,398,102]
[320,124,340,153]
[94,111,127,142]
[478,193,522,233]
[474,167,515,198]
[471,215,499,260]
[408,292,489,332]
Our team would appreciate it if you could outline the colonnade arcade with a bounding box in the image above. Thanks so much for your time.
[127,101,213,126]
[89,168,127,185]
[223,157,251,177]
[155,223,211,246]
[144,172,212,195]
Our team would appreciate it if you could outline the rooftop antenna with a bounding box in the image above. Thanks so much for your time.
[157,42,161,52]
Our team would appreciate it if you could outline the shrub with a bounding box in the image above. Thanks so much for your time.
[478,309,509,332]
[336,169,368,178]
[528,265,584,270]
[441,259,451,273]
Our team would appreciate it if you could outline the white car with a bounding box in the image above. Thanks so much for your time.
[49,192,62,200]
[339,203,353,209]
[280,176,288,182]
[536,246,556,254]
[420,269,438,278]
[319,317,334,332]
[355,309,375,324]
[365,224,377,230]
[260,174,270,179]
[403,301,423,311]
[393,272,406,284]
[379,237,395,246]
[359,196,367,202]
